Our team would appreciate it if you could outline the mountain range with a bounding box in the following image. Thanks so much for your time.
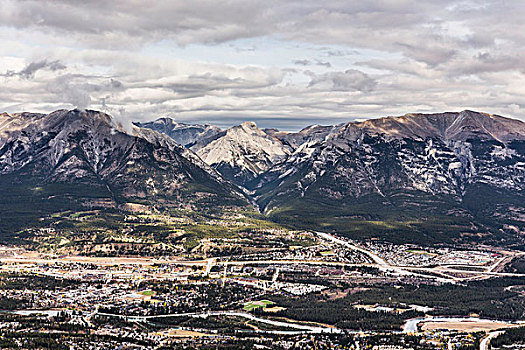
[1,109,524,246]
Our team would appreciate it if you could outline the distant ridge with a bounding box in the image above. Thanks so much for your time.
[350,110,525,142]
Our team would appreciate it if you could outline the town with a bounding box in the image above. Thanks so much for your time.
[0,229,523,349]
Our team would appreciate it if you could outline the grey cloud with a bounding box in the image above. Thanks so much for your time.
[356,58,433,78]
[140,70,284,97]
[4,59,66,79]
[308,69,377,92]
[325,49,348,57]
[2,1,525,74]
[232,44,257,52]
[293,59,311,66]
[0,0,273,47]
[396,43,457,67]
[44,75,124,110]
[108,78,124,89]
[0,1,483,51]
[315,60,331,68]
[447,52,525,75]
[47,74,92,109]
[293,59,331,67]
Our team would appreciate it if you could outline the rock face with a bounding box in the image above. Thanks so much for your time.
[351,110,525,142]
[0,109,246,232]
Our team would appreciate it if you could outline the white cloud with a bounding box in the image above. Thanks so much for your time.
[0,0,524,128]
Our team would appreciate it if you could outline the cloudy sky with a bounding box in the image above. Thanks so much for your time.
[1,0,525,130]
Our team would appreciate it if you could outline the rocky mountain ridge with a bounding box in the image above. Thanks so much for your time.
[142,111,525,197]
[141,110,525,244]
[134,118,222,148]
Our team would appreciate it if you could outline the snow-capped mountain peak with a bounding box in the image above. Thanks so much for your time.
[190,121,290,185]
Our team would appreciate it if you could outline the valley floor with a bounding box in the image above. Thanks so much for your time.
[0,231,524,349]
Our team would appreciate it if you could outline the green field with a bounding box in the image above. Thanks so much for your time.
[243,300,274,311]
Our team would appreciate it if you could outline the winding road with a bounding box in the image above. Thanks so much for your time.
[480,330,504,350]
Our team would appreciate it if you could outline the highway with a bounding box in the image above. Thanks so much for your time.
[96,310,342,334]
[315,231,388,266]
[2,231,524,283]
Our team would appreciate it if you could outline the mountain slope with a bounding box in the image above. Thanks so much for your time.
[251,110,525,245]
[0,109,247,235]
